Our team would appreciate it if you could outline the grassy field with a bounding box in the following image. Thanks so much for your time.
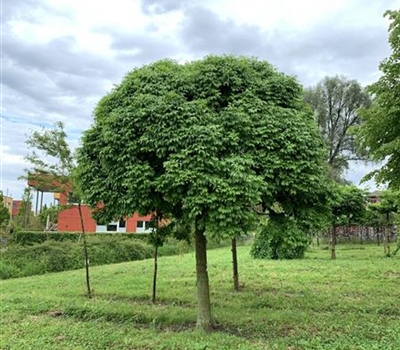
[1,243,399,349]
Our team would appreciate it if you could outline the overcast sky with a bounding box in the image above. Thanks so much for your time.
[1,0,397,200]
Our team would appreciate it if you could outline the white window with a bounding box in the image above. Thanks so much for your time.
[136,220,152,233]
[96,220,127,233]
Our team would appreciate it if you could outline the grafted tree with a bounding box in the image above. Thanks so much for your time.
[369,190,399,257]
[305,76,371,180]
[77,56,328,331]
[329,185,367,259]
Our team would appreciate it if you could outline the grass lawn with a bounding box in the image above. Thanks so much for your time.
[1,243,399,349]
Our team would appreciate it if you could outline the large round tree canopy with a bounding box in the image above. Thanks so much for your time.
[77,55,327,233]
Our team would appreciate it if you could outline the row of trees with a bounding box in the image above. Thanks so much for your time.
[13,10,399,333]
[250,183,399,260]
[329,185,399,259]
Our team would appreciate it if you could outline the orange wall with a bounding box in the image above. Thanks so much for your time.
[126,213,152,232]
[58,205,96,232]
[12,200,24,218]
[57,205,152,233]
[3,196,13,216]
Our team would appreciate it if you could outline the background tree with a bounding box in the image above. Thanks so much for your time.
[329,185,367,259]
[305,76,371,180]
[12,187,42,230]
[147,211,175,304]
[0,191,11,233]
[368,190,399,257]
[363,206,383,245]
[39,204,60,231]
[357,10,400,189]
[77,55,328,331]
[24,122,92,298]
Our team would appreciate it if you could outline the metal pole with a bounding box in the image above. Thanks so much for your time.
[35,189,39,215]
[40,191,44,214]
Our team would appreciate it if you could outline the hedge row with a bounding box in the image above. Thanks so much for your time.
[0,236,191,280]
[7,231,149,246]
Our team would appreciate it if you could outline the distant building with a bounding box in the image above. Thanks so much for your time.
[368,191,380,204]
[27,173,152,233]
[12,200,23,218]
[11,200,32,219]
[3,196,13,216]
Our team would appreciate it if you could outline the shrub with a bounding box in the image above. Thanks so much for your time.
[8,231,80,245]
[7,231,149,246]
[251,216,310,259]
[0,233,194,279]
[0,238,154,279]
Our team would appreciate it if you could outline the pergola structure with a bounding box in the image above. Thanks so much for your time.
[27,173,71,215]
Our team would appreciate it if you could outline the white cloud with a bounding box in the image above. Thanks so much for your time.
[2,0,398,199]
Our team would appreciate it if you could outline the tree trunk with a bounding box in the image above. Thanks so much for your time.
[393,240,400,256]
[330,226,336,260]
[383,227,388,256]
[195,222,213,332]
[152,245,158,304]
[386,213,391,257]
[377,227,380,246]
[231,237,239,292]
[385,228,391,257]
[78,203,92,299]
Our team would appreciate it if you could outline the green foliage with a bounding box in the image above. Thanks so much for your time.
[251,216,310,259]
[25,121,74,178]
[0,191,10,232]
[304,75,371,180]
[367,189,400,256]
[0,236,191,279]
[330,184,368,226]
[12,187,42,231]
[38,204,60,228]
[370,189,399,217]
[77,55,328,236]
[9,231,79,245]
[357,10,400,188]
[7,231,150,246]
[23,121,93,297]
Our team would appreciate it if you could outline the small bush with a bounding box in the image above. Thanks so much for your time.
[251,217,310,259]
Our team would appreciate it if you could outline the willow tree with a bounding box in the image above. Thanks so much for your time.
[77,55,327,331]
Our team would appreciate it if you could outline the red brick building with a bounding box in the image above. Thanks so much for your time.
[57,203,152,233]
[368,191,380,204]
[11,200,24,218]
